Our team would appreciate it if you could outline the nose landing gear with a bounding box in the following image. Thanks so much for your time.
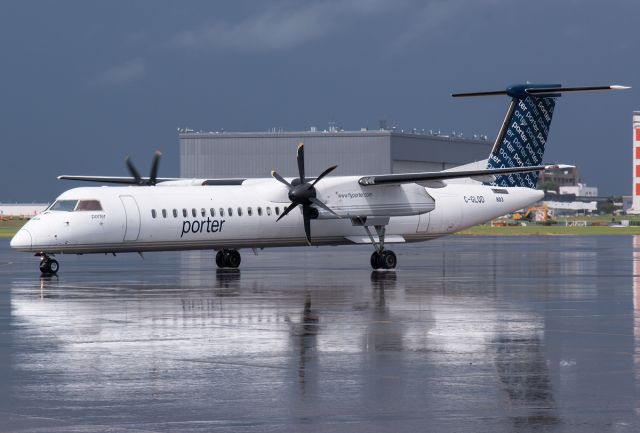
[215,249,241,268]
[38,254,59,275]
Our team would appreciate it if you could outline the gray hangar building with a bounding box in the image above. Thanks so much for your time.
[179,130,492,179]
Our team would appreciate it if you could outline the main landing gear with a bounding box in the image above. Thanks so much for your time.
[38,254,59,275]
[215,249,241,269]
[362,223,397,270]
[370,250,397,270]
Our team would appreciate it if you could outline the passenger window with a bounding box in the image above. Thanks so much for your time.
[257,207,262,216]
[183,209,188,218]
[192,208,197,218]
[201,208,206,217]
[151,209,157,218]
[247,207,252,216]
[219,208,224,217]
[50,200,78,212]
[275,206,280,215]
[210,208,215,217]
[237,207,243,216]
[162,209,167,218]
[76,200,103,211]
[173,209,178,218]
[266,207,272,216]
[228,207,233,217]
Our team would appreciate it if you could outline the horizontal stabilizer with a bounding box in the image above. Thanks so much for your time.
[452,84,630,98]
[358,165,556,186]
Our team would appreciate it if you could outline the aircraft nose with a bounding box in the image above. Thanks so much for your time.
[10,229,32,250]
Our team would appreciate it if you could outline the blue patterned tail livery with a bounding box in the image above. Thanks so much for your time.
[488,84,557,188]
[452,84,630,188]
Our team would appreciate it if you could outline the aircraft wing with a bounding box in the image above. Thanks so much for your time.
[358,165,553,186]
[57,175,181,184]
[57,175,248,186]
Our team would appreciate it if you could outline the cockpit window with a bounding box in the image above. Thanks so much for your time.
[48,199,102,212]
[76,200,103,211]
[50,200,78,212]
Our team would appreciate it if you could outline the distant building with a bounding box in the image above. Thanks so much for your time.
[627,111,640,214]
[544,200,598,215]
[537,166,580,189]
[559,183,598,197]
[0,203,48,218]
[179,129,491,179]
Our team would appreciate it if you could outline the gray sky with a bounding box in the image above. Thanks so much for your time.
[1,0,637,201]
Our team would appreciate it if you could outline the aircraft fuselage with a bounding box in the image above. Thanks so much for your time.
[11,176,543,255]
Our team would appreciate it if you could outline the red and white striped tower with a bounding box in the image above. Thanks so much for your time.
[630,111,640,214]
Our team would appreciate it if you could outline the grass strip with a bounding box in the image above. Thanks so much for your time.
[456,225,640,236]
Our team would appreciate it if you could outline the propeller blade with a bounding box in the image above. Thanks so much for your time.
[271,170,293,189]
[311,165,337,186]
[149,150,162,185]
[296,142,305,184]
[276,202,297,222]
[302,205,312,246]
[309,197,341,218]
[125,156,143,184]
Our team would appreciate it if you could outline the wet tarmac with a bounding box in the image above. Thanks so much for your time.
[1,236,640,432]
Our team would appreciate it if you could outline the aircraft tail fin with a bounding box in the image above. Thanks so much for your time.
[453,84,629,188]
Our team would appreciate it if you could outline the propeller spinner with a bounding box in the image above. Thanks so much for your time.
[271,143,339,245]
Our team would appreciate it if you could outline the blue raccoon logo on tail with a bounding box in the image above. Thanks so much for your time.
[452,83,627,188]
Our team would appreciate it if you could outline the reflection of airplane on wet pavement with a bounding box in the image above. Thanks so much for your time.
[10,84,627,274]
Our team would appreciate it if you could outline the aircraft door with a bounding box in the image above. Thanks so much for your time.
[119,195,141,241]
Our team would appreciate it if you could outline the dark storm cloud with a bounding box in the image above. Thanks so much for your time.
[168,2,353,52]
[0,0,637,201]
[166,0,476,53]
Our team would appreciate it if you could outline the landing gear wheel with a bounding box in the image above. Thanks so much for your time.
[370,252,382,270]
[215,249,241,268]
[39,258,59,275]
[370,250,396,270]
[380,250,397,269]
[215,250,225,268]
[49,259,59,273]
[227,250,241,268]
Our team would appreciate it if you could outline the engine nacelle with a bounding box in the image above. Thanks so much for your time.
[314,177,435,219]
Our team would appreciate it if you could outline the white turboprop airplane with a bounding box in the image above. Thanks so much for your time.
[10,83,627,274]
